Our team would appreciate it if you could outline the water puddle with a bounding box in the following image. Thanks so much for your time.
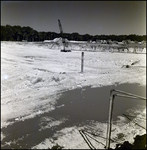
[55,83,146,122]
[1,83,146,149]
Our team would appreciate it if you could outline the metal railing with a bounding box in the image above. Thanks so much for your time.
[106,89,146,149]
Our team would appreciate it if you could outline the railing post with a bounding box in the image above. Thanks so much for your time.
[106,90,115,149]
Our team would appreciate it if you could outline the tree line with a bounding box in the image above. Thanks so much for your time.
[1,24,146,42]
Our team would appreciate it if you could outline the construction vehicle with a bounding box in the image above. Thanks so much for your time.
[58,19,71,52]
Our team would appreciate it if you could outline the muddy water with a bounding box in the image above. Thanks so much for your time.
[54,83,146,122]
[1,83,146,149]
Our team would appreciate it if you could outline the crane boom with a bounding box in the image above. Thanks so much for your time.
[58,19,63,34]
[58,19,64,43]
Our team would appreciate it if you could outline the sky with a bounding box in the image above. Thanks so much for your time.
[1,1,146,35]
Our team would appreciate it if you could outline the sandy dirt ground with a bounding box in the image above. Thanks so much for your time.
[1,41,146,149]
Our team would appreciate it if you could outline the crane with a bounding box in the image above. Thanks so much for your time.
[58,19,71,52]
[58,19,63,35]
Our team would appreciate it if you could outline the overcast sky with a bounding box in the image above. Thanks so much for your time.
[1,1,146,35]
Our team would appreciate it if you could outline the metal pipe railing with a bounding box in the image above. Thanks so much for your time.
[79,130,96,149]
[106,93,115,149]
[106,89,146,149]
[122,114,146,130]
[113,89,146,100]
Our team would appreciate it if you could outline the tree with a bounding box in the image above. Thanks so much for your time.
[83,34,91,41]
[0,24,146,42]
[13,25,22,41]
[71,32,80,41]
[22,26,33,41]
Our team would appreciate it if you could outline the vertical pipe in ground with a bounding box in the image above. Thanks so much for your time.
[106,92,115,149]
[81,52,84,73]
